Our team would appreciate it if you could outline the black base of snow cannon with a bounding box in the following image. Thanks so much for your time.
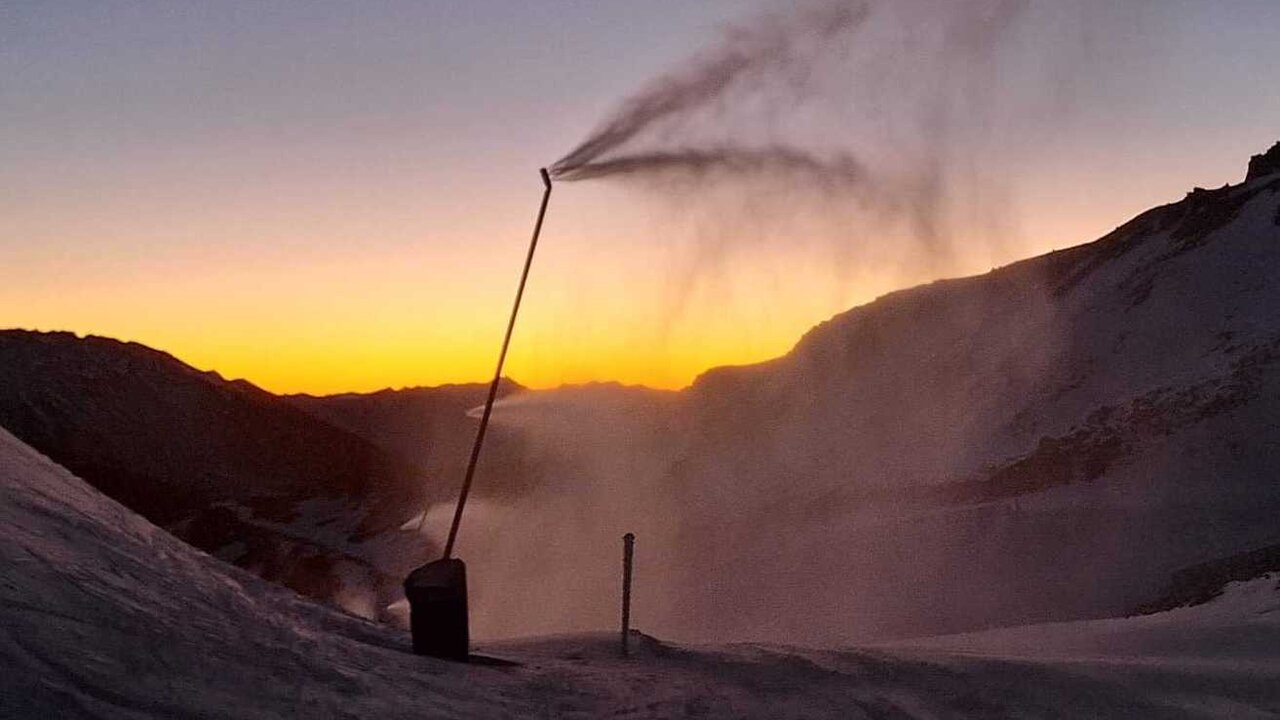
[404,558,469,661]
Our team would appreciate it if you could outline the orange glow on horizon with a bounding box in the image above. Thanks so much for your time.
[0,190,1172,394]
[0,149,1252,397]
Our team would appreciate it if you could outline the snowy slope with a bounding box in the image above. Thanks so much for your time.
[3,426,1278,718]
[656,146,1280,642]
[890,572,1280,662]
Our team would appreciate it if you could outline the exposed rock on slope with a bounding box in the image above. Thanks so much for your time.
[1246,140,1280,182]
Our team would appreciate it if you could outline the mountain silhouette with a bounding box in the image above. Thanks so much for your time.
[0,331,437,616]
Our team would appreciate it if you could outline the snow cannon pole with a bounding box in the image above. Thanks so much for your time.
[621,532,635,656]
[441,167,553,559]
[404,169,551,662]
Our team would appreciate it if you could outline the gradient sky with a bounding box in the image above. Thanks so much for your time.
[2,1,1278,394]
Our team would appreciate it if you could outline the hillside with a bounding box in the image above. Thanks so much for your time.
[286,381,520,468]
[0,331,434,616]
[285,380,538,507]
[3,426,1277,718]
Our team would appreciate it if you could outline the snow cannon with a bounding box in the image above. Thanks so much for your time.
[404,559,469,660]
[405,168,553,661]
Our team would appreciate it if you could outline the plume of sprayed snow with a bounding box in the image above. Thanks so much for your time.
[449,0,1174,645]
[549,0,1039,191]
[550,0,1155,287]
[552,2,874,185]
[555,145,867,188]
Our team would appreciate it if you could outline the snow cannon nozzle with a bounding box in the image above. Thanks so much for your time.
[540,167,551,189]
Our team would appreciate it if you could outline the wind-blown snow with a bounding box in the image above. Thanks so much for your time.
[3,427,1278,718]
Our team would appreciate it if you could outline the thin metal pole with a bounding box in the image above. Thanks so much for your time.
[427,168,552,558]
[621,532,635,656]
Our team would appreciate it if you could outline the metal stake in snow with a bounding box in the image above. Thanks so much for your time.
[621,532,635,656]
[427,168,552,559]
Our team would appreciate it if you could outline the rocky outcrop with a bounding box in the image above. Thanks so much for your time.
[1246,140,1280,182]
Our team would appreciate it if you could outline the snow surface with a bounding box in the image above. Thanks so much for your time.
[3,427,1278,718]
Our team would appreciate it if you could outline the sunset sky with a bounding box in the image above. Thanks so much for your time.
[3,1,1278,394]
